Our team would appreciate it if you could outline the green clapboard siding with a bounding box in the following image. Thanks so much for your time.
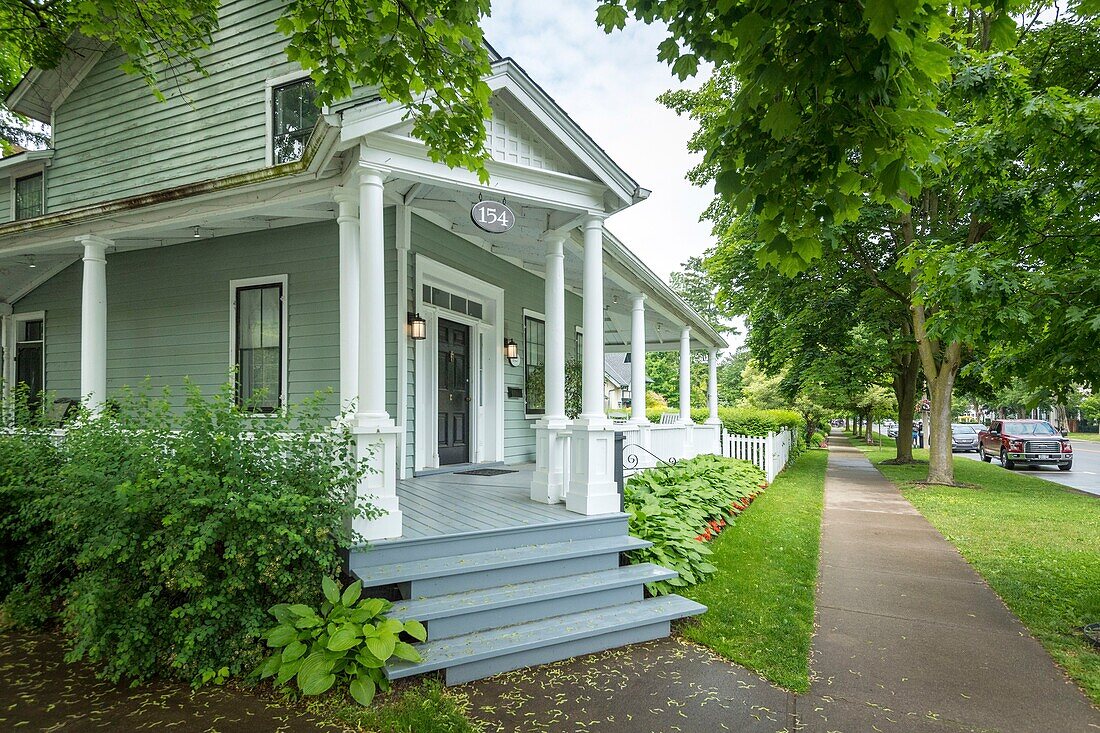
[14,221,340,415]
[47,0,300,212]
[407,215,583,465]
[0,179,10,224]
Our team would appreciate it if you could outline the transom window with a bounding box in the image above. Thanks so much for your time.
[233,280,285,412]
[271,78,319,164]
[14,173,43,220]
[524,315,545,415]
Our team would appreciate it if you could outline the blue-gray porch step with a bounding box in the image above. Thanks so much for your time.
[388,564,677,640]
[351,535,651,597]
[385,595,706,685]
[353,513,629,566]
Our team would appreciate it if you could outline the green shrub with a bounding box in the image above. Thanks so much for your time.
[256,577,426,706]
[625,455,766,595]
[644,406,804,437]
[1,381,373,686]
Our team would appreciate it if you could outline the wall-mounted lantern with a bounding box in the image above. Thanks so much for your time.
[504,338,519,367]
[407,313,427,340]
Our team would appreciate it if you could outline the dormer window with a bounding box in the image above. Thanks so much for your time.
[271,78,319,164]
[14,172,43,220]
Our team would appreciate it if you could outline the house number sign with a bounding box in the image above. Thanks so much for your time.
[471,200,515,233]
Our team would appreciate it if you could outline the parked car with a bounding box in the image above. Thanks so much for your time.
[950,424,980,452]
[978,419,1073,471]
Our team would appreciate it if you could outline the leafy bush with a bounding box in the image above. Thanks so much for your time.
[644,406,804,437]
[624,455,766,595]
[256,577,425,706]
[0,381,373,685]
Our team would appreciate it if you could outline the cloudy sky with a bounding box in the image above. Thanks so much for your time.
[483,2,714,283]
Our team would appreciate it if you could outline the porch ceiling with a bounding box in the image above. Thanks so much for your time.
[394,180,717,352]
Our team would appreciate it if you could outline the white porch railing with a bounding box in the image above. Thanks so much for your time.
[619,422,722,477]
[724,428,797,482]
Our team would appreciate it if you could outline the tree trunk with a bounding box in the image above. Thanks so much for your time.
[891,351,919,463]
[865,411,875,444]
[912,300,962,485]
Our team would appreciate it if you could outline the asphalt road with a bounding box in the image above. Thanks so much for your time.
[873,424,1100,497]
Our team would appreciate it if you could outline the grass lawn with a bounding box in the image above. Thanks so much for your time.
[679,449,827,693]
[854,438,1100,706]
[1070,431,1100,443]
[303,679,480,732]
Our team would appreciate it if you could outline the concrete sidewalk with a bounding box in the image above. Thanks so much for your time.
[805,435,1099,732]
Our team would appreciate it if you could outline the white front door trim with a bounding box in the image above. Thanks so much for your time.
[414,256,505,471]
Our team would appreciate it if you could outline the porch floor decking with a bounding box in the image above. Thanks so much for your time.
[391,465,579,540]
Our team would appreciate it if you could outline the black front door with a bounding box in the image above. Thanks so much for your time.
[438,318,471,465]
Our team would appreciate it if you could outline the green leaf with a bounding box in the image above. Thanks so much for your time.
[282,640,307,662]
[327,624,362,652]
[864,0,898,39]
[761,100,799,140]
[296,652,336,695]
[391,641,422,663]
[349,675,376,706]
[322,576,341,605]
[366,634,396,661]
[403,619,427,642]
[276,658,303,686]
[988,14,1018,50]
[265,624,297,648]
[258,654,281,679]
[340,580,362,607]
[595,2,628,31]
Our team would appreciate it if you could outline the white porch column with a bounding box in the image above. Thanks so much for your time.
[352,162,401,540]
[706,347,721,424]
[532,235,569,504]
[629,294,647,425]
[580,216,606,419]
[78,235,110,411]
[679,326,693,423]
[333,186,359,413]
[568,215,619,516]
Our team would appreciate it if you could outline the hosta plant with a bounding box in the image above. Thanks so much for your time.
[625,455,766,595]
[255,577,426,707]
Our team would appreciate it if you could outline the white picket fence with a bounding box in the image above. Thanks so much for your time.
[724,428,796,482]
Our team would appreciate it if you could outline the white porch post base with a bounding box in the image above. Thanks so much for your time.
[352,425,403,540]
[566,419,620,516]
[531,417,570,504]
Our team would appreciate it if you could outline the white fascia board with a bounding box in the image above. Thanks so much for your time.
[0,150,54,179]
[360,135,606,212]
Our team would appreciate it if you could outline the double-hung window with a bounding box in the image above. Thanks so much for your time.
[271,78,319,164]
[14,173,43,220]
[233,278,286,413]
[524,314,545,415]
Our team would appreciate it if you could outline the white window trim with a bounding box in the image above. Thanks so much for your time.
[414,256,505,472]
[10,167,46,221]
[3,311,46,404]
[229,275,288,415]
[264,70,313,167]
[522,308,546,420]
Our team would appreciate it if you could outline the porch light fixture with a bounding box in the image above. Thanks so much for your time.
[504,338,519,366]
[407,312,427,340]
[192,226,201,239]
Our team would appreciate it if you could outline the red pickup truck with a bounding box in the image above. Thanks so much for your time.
[978,419,1073,471]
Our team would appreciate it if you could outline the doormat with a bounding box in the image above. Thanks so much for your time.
[456,468,518,476]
